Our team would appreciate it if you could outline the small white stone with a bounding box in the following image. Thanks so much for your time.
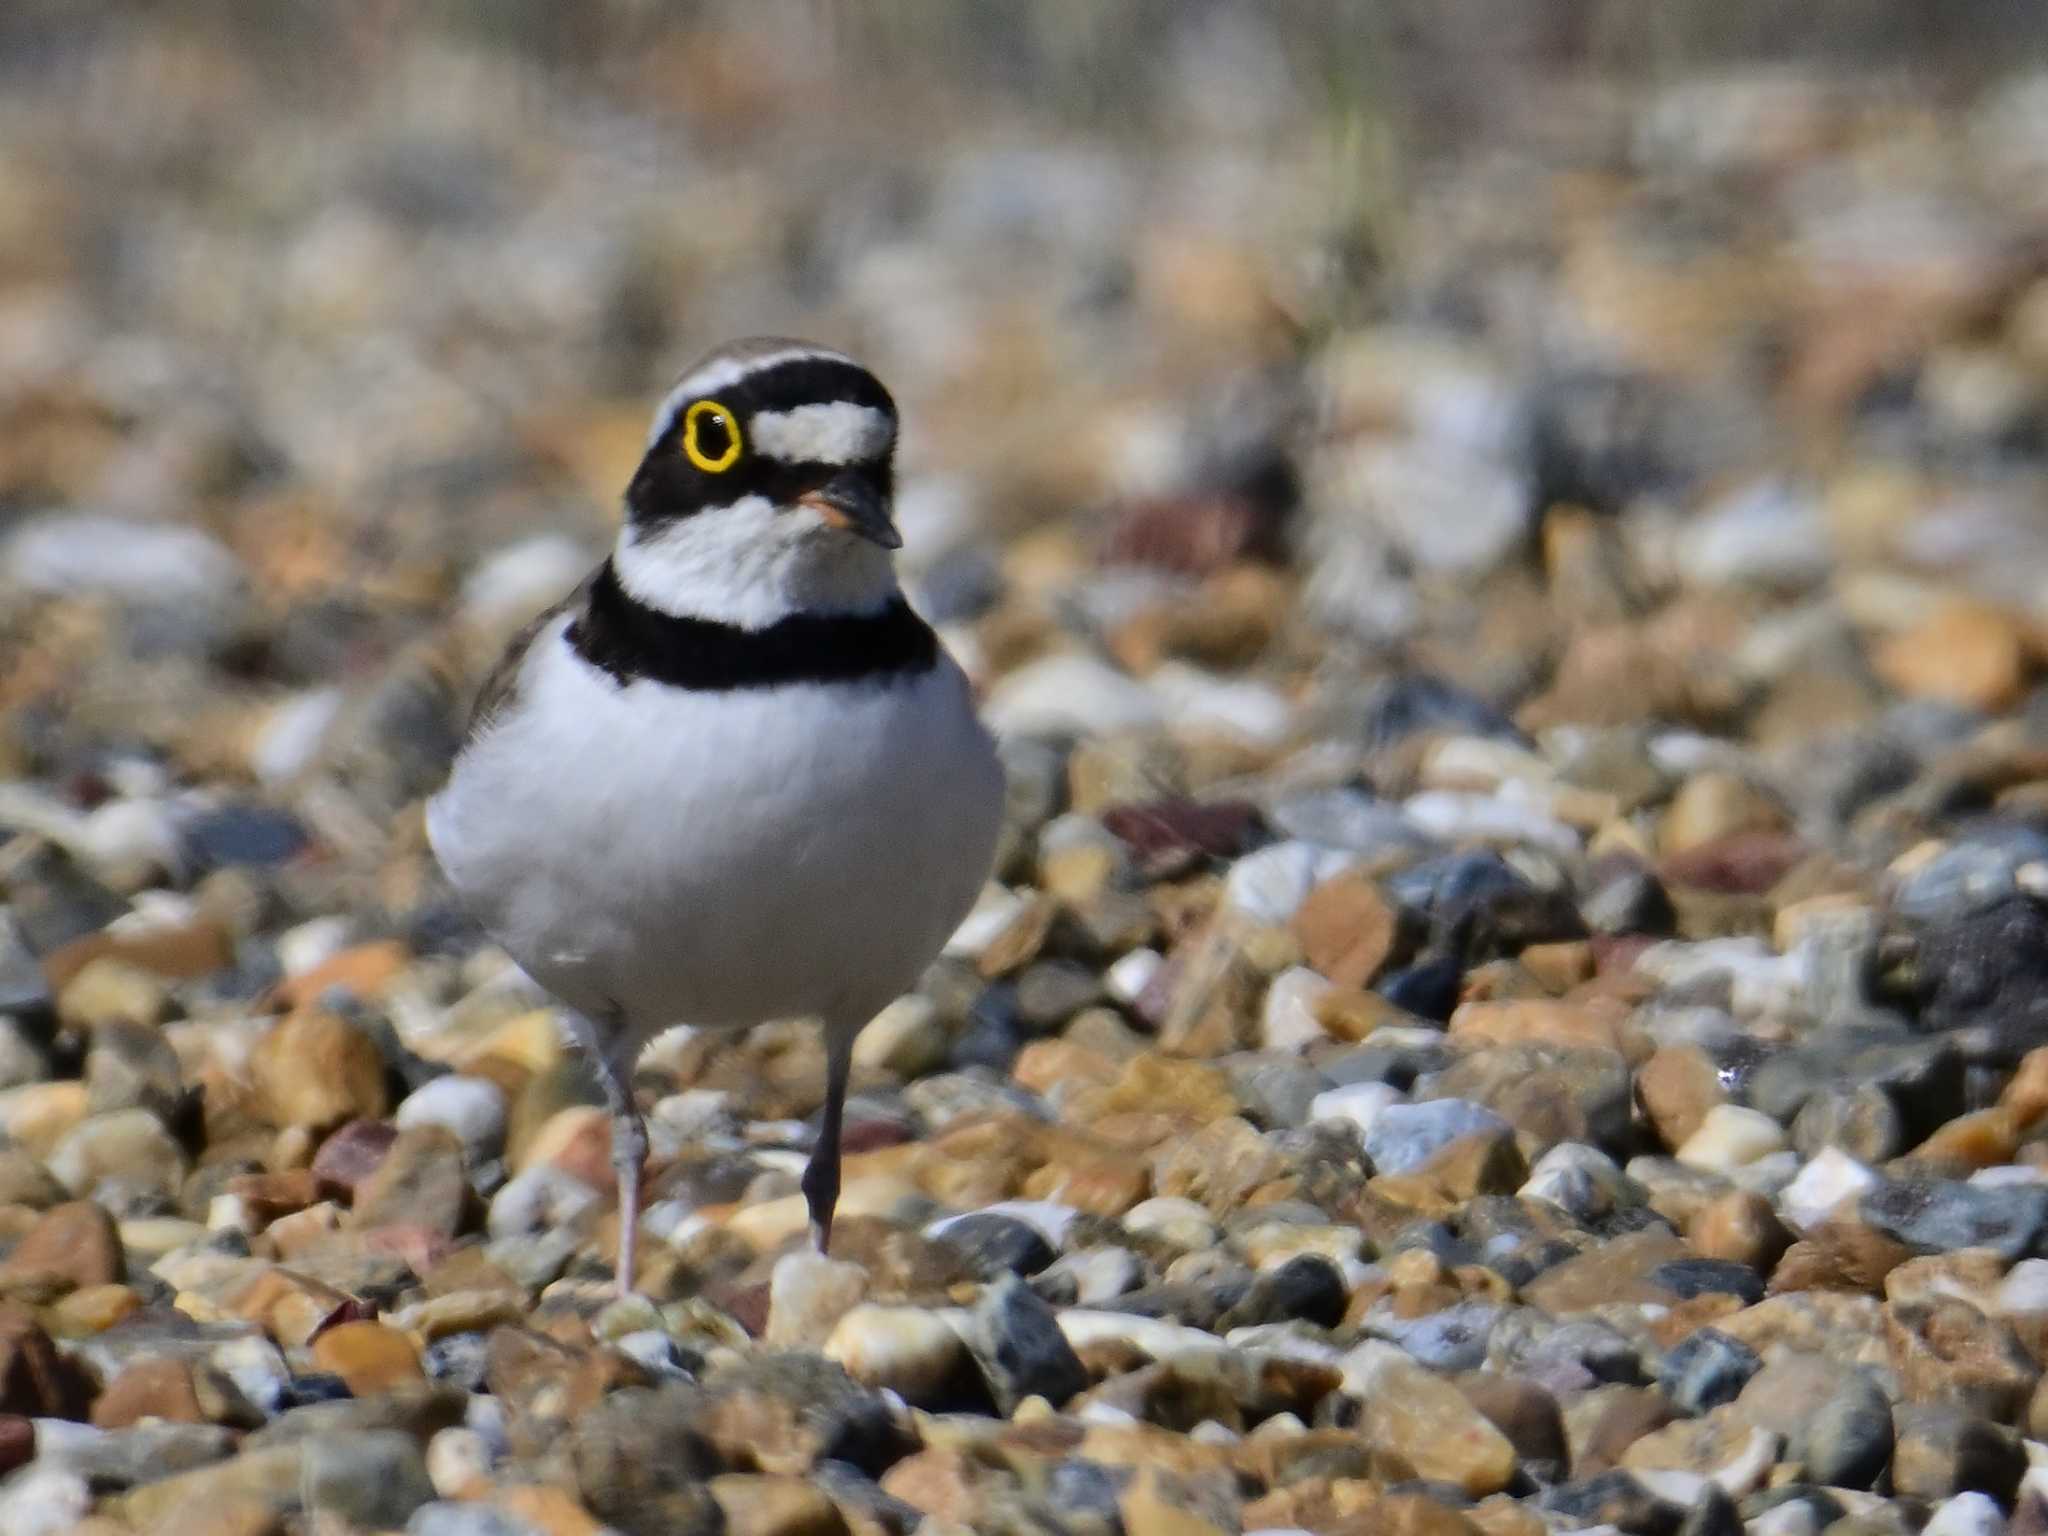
[0,1465,91,1536]
[1633,1468,1709,1506]
[7,512,245,605]
[487,1164,602,1240]
[1053,1246,1143,1304]
[824,1303,971,1405]
[765,1250,869,1349]
[1225,841,1354,925]
[426,1425,493,1498]
[1307,1081,1402,1140]
[852,995,950,1078]
[1923,1490,2007,1536]
[1748,1500,1821,1536]
[1105,948,1165,1006]
[1520,1142,1633,1223]
[1401,790,1581,855]
[2000,1259,2048,1315]
[397,1075,508,1164]
[944,885,1032,961]
[1056,1309,1229,1359]
[252,688,345,787]
[1779,1146,1879,1231]
[462,534,595,624]
[1261,966,1335,1051]
[211,1334,292,1416]
[1121,1196,1219,1250]
[1675,1104,1788,1173]
[1150,664,1296,745]
[983,652,1162,738]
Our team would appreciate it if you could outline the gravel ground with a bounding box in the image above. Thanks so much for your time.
[7,11,2048,1536]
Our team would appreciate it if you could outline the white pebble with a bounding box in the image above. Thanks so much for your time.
[426,1426,493,1498]
[983,652,1162,738]
[2000,1259,2048,1315]
[7,512,244,605]
[1105,948,1165,1006]
[396,1075,508,1164]
[487,1165,602,1239]
[1262,966,1335,1051]
[1150,664,1296,745]
[1121,1196,1218,1250]
[0,1465,91,1536]
[1923,1491,2007,1536]
[1225,841,1354,925]
[824,1303,970,1405]
[944,885,1033,961]
[1779,1146,1879,1231]
[1057,1310,1229,1360]
[1675,1104,1787,1173]
[1520,1142,1632,1222]
[1401,790,1581,855]
[1308,1082,1402,1140]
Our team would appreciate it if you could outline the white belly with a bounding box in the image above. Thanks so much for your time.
[427,615,1003,1032]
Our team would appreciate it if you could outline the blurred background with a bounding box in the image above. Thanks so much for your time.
[4,0,2048,882]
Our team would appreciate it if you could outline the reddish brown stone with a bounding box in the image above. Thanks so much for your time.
[0,1200,124,1293]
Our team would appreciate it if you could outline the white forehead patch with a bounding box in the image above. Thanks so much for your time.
[644,345,856,449]
[748,402,894,466]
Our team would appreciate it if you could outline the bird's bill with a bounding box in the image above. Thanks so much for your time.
[797,470,901,549]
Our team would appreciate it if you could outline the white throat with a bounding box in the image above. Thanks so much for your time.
[612,496,899,628]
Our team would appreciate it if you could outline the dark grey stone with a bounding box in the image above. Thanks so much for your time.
[303,1429,436,1528]
[966,1272,1088,1413]
[1658,1328,1760,1413]
[938,1212,1056,1279]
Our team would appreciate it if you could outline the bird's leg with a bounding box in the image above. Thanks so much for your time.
[589,1017,647,1299]
[802,1025,854,1255]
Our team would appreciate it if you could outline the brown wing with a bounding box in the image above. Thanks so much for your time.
[463,569,599,738]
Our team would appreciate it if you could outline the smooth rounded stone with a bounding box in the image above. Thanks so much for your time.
[1735,1357,1893,1491]
[1403,790,1581,856]
[1791,1083,1906,1164]
[1652,1258,1766,1305]
[1364,1099,1512,1175]
[83,1020,187,1122]
[1037,1246,1143,1306]
[486,1164,602,1239]
[824,1304,973,1406]
[1321,1032,1454,1091]
[1104,948,1165,1007]
[1226,1057,1326,1131]
[1218,1255,1347,1330]
[1360,1301,1503,1373]
[302,1427,436,1527]
[1997,1258,2048,1314]
[396,1075,508,1164]
[849,994,949,1079]
[1123,1196,1220,1250]
[1308,1081,1403,1139]
[1264,786,1439,859]
[407,1503,547,1536]
[0,1199,125,1291]
[901,1071,1045,1131]
[422,1332,491,1393]
[932,1211,1057,1279]
[1343,1340,1519,1497]
[1676,1105,1788,1173]
[983,652,1162,737]
[1894,831,2048,922]
[764,1251,868,1350]
[1924,1491,2009,1536]
[1781,1148,1881,1231]
[1659,1330,1762,1414]
[0,1463,90,1536]
[42,1421,240,1489]
[425,1423,493,1499]
[965,1273,1088,1414]
[1225,840,1356,926]
[1262,966,1336,1052]
[1859,1178,2048,1262]
[1520,1142,1641,1223]
[1891,1402,2027,1505]
[948,983,1027,1073]
[0,1017,52,1091]
[45,1108,188,1201]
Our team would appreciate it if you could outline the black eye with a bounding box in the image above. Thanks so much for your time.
[682,399,742,472]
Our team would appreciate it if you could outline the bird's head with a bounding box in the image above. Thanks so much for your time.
[616,337,902,627]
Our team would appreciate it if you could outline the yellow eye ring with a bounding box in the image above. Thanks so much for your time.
[681,399,742,473]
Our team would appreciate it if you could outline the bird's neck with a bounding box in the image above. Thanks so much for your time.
[611,502,899,629]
